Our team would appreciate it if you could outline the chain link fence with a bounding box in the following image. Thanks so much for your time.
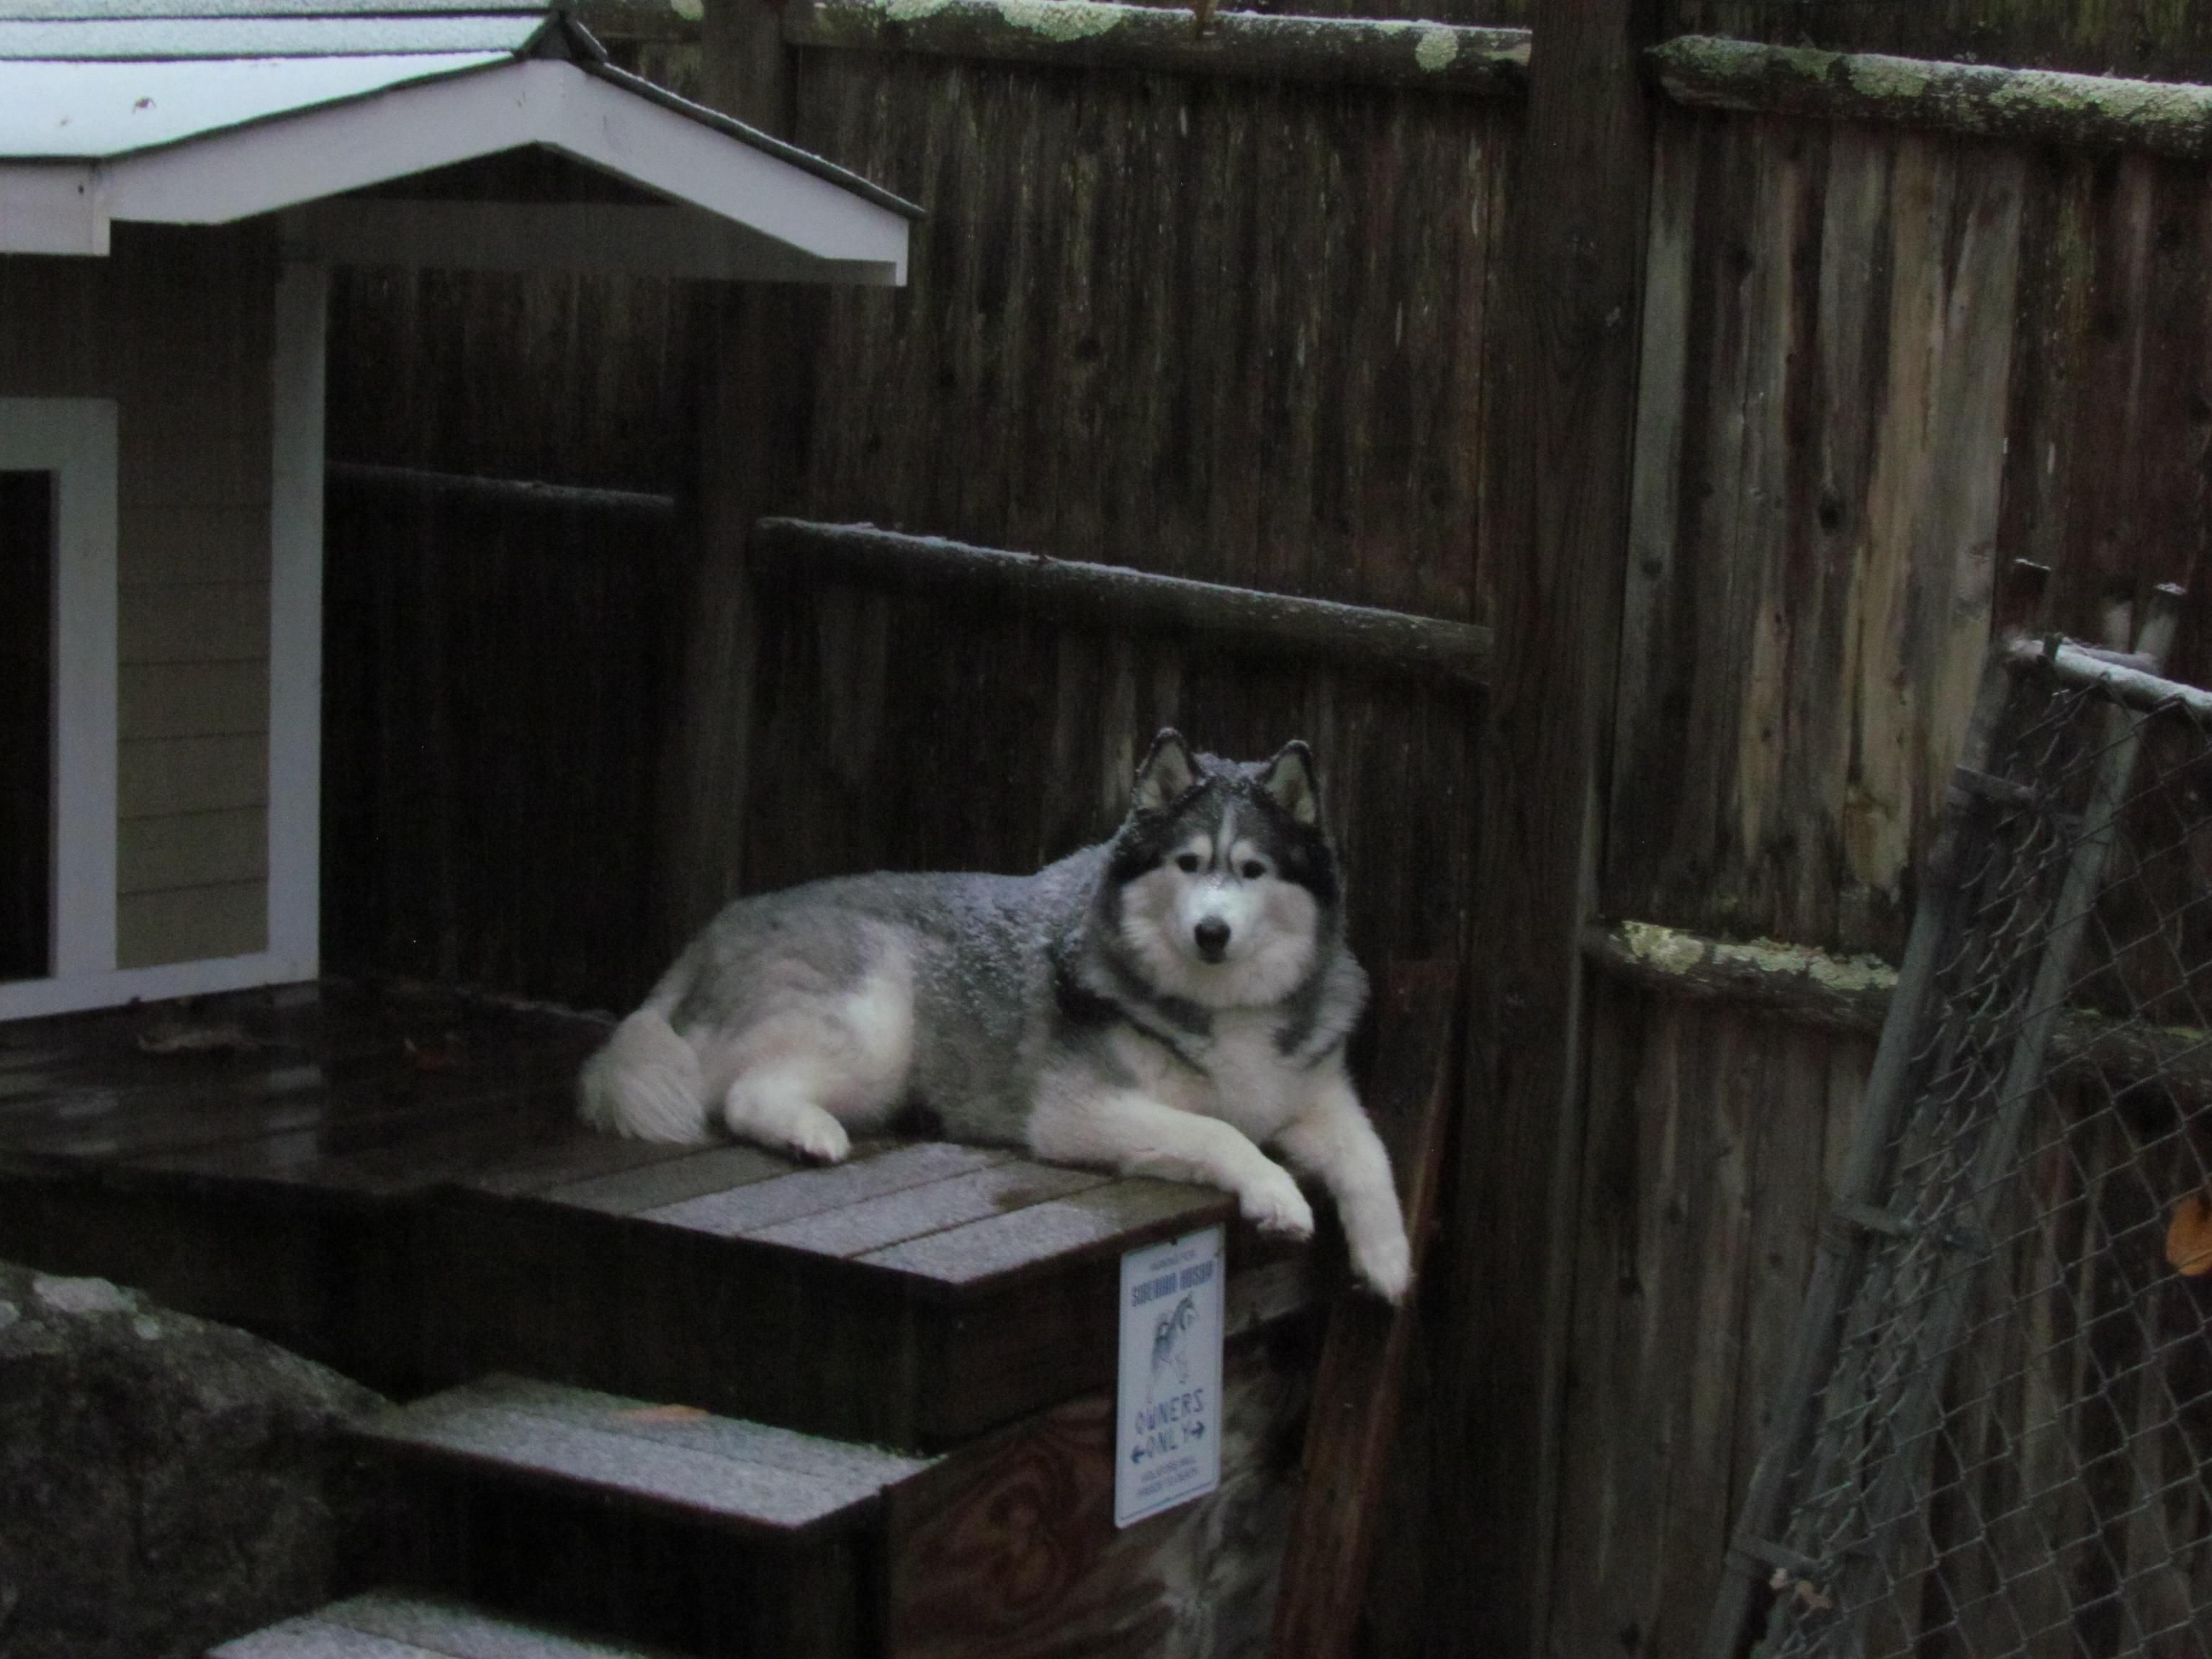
[1705,611,2212,1659]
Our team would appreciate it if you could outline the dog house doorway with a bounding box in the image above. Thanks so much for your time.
[0,467,53,981]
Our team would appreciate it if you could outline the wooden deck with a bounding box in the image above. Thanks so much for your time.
[0,978,1290,1450]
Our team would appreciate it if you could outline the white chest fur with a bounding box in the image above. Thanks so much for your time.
[1109,1013,1318,1141]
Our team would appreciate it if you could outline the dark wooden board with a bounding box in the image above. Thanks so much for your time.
[19,1037,586,1172]
[131,1093,576,1196]
[384,1462,870,1659]
[536,1142,793,1215]
[886,1330,1318,1659]
[1269,961,1460,1659]
[458,1128,701,1198]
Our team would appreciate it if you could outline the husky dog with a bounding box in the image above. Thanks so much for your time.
[579,731,1411,1300]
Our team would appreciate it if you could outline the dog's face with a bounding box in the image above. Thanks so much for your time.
[1107,731,1341,1009]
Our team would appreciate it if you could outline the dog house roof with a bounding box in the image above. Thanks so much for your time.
[0,1,918,276]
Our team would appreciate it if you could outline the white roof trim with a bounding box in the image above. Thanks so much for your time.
[0,54,508,158]
[279,198,901,284]
[0,57,910,279]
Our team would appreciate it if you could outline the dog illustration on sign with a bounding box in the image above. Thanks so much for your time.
[1151,1292,1198,1388]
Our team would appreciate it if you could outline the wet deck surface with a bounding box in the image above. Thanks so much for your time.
[0,979,1261,1447]
[0,978,1230,1284]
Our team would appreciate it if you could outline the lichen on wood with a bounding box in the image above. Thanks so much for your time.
[1586,917,2212,1103]
[784,0,1532,94]
[749,518,1495,686]
[1650,34,2212,159]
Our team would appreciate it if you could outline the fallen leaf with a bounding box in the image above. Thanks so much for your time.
[617,1403,709,1424]
[403,1035,458,1073]
[137,1022,267,1056]
[2166,1190,2212,1277]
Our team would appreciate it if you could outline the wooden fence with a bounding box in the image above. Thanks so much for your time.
[319,1,2212,1654]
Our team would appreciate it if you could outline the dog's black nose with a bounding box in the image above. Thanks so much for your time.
[1194,919,1231,961]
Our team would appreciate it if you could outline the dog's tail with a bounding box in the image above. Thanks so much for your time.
[578,1007,709,1143]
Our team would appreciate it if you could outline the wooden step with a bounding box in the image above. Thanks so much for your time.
[359,1375,932,1538]
[364,1378,909,1658]
[423,1135,1249,1450]
[210,1588,670,1658]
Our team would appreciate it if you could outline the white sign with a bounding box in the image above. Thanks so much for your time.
[1115,1224,1224,1528]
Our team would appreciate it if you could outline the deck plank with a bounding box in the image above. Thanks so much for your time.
[7,1030,593,1166]
[139,1095,577,1195]
[639,1141,1012,1237]
[744,1160,1110,1258]
[458,1130,700,1197]
[1,982,598,1117]
[859,1176,1234,1289]
[537,1143,793,1215]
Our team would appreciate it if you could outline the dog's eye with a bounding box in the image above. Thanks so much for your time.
[1240,860,1267,881]
[1176,853,1202,873]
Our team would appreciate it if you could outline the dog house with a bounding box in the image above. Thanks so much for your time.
[0,0,914,1022]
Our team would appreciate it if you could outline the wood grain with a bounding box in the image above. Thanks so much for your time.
[1663,0,2212,82]
[1445,6,1658,1658]
[1268,961,1460,1659]
[1651,36,2212,159]
[887,1334,1315,1659]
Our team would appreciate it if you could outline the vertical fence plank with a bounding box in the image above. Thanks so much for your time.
[1448,2,1660,1655]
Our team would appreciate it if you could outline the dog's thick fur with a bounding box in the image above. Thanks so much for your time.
[580,731,1410,1300]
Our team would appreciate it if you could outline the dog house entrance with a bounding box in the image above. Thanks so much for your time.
[0,469,53,981]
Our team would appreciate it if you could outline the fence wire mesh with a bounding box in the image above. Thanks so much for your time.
[1745,643,2212,1659]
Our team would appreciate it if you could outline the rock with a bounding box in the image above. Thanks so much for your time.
[0,1259,386,1659]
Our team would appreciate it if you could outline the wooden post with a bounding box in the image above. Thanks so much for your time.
[1441,1,1659,1654]
[656,0,821,952]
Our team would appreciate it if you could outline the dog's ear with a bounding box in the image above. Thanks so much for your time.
[1133,729,1197,813]
[1260,741,1321,826]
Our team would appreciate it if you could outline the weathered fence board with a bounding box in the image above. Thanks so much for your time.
[738,575,1479,970]
[791,48,1509,622]
[1550,983,1877,1659]
[1611,111,2031,959]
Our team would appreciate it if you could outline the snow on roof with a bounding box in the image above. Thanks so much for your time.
[0,2,917,276]
[0,55,511,156]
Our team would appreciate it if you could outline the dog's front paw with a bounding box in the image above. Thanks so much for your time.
[1351,1225,1413,1305]
[785,1109,851,1166]
[1239,1165,1316,1240]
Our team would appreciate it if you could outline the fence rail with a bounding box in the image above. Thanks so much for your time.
[749,518,1494,688]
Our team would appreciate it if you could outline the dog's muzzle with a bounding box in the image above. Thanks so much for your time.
[1193,918,1231,962]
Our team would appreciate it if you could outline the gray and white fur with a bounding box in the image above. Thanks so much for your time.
[578,731,1411,1300]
